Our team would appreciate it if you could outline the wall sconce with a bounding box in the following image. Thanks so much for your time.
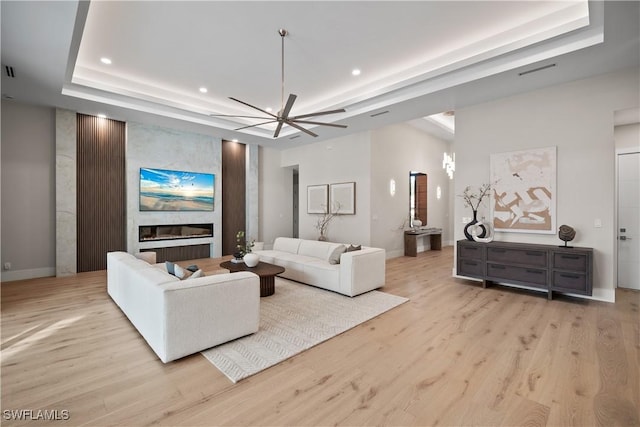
[389,179,396,196]
[443,152,455,179]
[437,186,442,199]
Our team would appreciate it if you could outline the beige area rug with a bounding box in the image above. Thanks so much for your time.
[201,278,408,383]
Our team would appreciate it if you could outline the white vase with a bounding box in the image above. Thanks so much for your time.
[243,253,259,267]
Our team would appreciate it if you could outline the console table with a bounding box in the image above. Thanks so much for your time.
[404,229,442,256]
[456,240,593,300]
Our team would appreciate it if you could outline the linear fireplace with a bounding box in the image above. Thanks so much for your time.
[139,223,214,242]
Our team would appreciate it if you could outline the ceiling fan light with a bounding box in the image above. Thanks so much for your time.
[352,69,361,76]
[199,87,208,93]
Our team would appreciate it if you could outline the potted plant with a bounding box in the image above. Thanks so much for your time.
[235,231,258,267]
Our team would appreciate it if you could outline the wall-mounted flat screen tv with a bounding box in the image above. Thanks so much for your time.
[140,167,215,211]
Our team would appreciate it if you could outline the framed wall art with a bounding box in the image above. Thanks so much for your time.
[307,184,328,214]
[330,182,356,215]
[139,167,215,211]
[490,146,556,234]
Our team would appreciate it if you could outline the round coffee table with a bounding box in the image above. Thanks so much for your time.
[220,260,285,297]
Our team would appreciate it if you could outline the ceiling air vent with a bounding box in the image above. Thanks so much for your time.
[370,110,389,117]
[4,65,15,78]
[518,63,556,76]
[289,135,301,140]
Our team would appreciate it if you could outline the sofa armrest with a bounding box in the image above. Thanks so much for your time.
[156,272,260,362]
[339,248,386,296]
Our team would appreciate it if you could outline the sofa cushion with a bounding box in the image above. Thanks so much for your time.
[303,260,340,292]
[273,237,302,254]
[298,240,346,263]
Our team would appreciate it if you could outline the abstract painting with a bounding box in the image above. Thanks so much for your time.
[490,146,556,233]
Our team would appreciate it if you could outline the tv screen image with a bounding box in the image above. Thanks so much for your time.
[140,167,215,211]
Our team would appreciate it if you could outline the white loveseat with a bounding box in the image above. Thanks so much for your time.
[107,251,260,363]
[253,237,386,296]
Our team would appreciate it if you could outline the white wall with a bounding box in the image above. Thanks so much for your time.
[126,122,223,257]
[370,123,453,258]
[454,68,640,302]
[615,123,640,150]
[1,101,56,281]
[281,132,372,245]
[259,146,294,247]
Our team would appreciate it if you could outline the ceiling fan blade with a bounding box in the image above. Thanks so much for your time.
[229,97,278,118]
[234,120,278,131]
[273,120,285,138]
[290,108,346,120]
[280,94,297,119]
[291,120,348,129]
[209,114,272,119]
[285,119,318,138]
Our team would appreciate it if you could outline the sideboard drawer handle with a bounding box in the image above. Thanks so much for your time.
[526,269,543,274]
[526,251,543,256]
[492,265,506,269]
[560,273,580,279]
[466,261,478,266]
[561,255,580,260]
[491,249,506,253]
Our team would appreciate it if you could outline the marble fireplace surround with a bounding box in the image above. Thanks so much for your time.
[55,109,258,276]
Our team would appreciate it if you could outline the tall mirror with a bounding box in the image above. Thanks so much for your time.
[410,172,427,227]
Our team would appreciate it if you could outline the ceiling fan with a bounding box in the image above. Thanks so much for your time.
[211,29,347,138]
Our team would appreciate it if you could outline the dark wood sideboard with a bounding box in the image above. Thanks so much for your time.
[456,240,593,300]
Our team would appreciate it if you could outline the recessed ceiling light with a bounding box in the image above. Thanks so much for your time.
[352,69,361,76]
[100,57,112,65]
[199,87,208,93]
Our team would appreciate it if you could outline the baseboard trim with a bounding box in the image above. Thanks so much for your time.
[1,267,56,283]
[386,249,405,259]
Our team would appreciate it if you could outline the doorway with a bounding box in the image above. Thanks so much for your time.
[617,150,639,290]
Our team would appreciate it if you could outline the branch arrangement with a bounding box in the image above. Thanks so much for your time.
[314,202,341,236]
[459,183,492,211]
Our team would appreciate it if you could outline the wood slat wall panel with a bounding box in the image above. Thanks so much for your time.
[140,245,210,263]
[221,140,246,255]
[77,114,126,272]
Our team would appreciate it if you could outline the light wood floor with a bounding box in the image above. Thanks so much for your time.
[2,247,639,426]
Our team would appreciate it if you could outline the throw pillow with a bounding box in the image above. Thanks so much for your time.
[187,269,205,279]
[186,264,199,273]
[174,264,187,279]
[346,244,362,252]
[165,261,176,275]
[328,245,347,264]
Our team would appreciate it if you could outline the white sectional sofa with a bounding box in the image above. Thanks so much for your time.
[107,251,260,363]
[253,237,386,296]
